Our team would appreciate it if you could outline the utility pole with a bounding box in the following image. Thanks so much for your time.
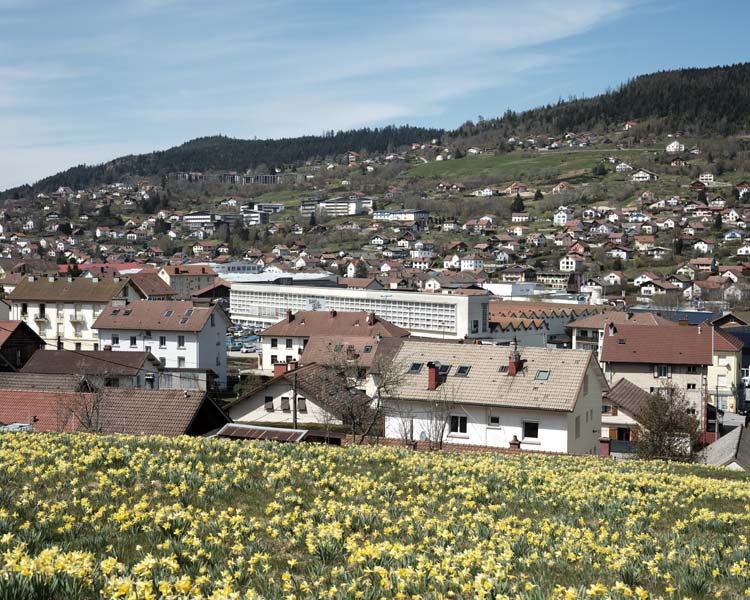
[292,369,298,430]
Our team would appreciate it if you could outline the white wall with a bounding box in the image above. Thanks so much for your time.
[228,381,342,425]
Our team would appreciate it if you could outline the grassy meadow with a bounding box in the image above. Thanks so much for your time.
[0,433,749,599]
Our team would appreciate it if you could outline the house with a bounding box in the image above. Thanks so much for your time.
[553,210,569,227]
[93,299,230,389]
[128,271,178,300]
[21,349,163,389]
[504,182,528,195]
[666,140,685,153]
[257,310,409,371]
[375,339,607,454]
[701,426,750,471]
[600,323,742,440]
[600,378,650,452]
[158,265,218,300]
[615,162,633,173]
[8,276,144,351]
[511,212,529,223]
[0,320,46,371]
[631,169,659,182]
[225,362,369,429]
[460,255,484,272]
[559,255,585,273]
[552,181,574,194]
[693,239,715,254]
[699,173,715,185]
[0,388,228,436]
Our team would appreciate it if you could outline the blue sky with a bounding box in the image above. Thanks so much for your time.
[1,0,748,189]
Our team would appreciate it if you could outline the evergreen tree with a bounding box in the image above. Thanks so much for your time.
[355,260,369,278]
[511,194,525,213]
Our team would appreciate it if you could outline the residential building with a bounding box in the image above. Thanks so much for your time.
[9,276,143,351]
[600,378,649,452]
[375,339,607,454]
[632,169,659,182]
[93,299,231,389]
[372,209,428,223]
[257,309,408,371]
[0,320,46,371]
[158,265,218,300]
[666,140,685,153]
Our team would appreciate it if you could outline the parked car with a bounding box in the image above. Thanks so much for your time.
[240,344,257,354]
[227,341,243,351]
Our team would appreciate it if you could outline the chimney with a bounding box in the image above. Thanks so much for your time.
[625,311,633,321]
[698,326,702,334]
[287,360,297,372]
[427,361,439,391]
[47,275,55,283]
[679,319,689,326]
[507,337,524,376]
[27,275,34,282]
[287,309,294,322]
[509,435,521,451]
[273,363,287,377]
[329,309,337,318]
[608,322,616,337]
[92,277,99,283]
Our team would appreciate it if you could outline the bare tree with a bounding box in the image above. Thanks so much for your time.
[57,360,114,433]
[422,385,460,450]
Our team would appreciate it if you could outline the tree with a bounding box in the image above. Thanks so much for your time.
[714,212,723,231]
[636,383,700,462]
[511,194,525,213]
[674,237,684,256]
[354,260,369,278]
[534,189,544,201]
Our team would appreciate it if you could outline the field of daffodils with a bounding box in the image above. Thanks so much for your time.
[0,433,749,599]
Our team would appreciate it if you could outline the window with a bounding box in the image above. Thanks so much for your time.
[112,334,120,347]
[601,404,612,414]
[178,335,185,348]
[123,309,132,316]
[285,338,293,349]
[363,345,373,353]
[717,374,727,387]
[159,336,167,348]
[271,355,278,364]
[264,396,274,411]
[522,421,539,440]
[488,415,500,427]
[687,383,697,390]
[408,363,423,374]
[687,365,698,374]
[499,365,508,373]
[534,369,550,381]
[179,317,189,324]
[455,365,471,377]
[583,374,588,395]
[111,309,120,316]
[471,320,479,334]
[164,310,173,317]
[21,303,27,316]
[271,338,278,348]
[130,336,137,347]
[177,357,185,368]
[145,345,151,353]
[210,314,215,327]
[104,377,119,388]
[39,303,46,317]
[438,364,452,376]
[75,343,81,351]
[654,364,669,378]
[285,355,293,363]
[185,309,194,316]
[94,343,99,351]
[449,415,468,434]
[281,397,290,412]
[298,397,307,412]
[575,416,581,439]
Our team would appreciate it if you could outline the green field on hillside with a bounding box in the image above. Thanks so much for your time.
[405,148,661,182]
[1,433,749,599]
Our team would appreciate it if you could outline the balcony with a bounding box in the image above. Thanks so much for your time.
[33,314,49,323]
[69,313,86,324]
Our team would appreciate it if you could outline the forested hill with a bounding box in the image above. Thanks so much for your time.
[3,125,442,194]
[453,62,750,141]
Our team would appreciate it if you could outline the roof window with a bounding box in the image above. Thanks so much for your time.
[454,365,471,377]
[408,362,423,374]
[363,345,373,353]
[438,364,452,376]
[185,309,194,316]
[534,369,550,381]
[164,310,173,317]
[111,309,120,315]
[179,317,189,324]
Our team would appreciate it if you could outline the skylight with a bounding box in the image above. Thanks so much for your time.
[454,365,471,377]
[408,363,423,374]
[179,317,189,324]
[111,309,119,315]
[438,364,452,376]
[185,309,194,316]
[535,369,550,381]
[499,365,509,373]
[123,309,132,316]
[363,345,373,353]
[164,310,173,317]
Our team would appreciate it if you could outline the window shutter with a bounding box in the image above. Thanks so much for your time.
[667,366,672,379]
[608,427,617,439]
[653,364,659,378]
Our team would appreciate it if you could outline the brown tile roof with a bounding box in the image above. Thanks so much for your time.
[0,388,226,436]
[600,324,734,365]
[604,378,649,420]
[8,276,137,303]
[160,265,217,277]
[386,340,605,412]
[567,311,677,330]
[0,373,87,392]
[93,300,222,332]
[128,272,177,298]
[21,350,155,376]
[490,301,604,321]
[300,336,381,368]
[261,310,409,339]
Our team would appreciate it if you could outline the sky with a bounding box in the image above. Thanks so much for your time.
[1,0,749,190]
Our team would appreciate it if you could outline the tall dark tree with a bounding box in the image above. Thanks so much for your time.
[511,194,525,213]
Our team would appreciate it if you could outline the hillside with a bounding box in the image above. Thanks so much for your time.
[1,433,748,599]
[452,63,750,145]
[1,125,442,196]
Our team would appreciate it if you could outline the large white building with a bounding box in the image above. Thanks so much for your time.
[93,299,231,389]
[230,282,491,339]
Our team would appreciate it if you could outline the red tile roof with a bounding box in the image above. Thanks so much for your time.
[261,310,409,338]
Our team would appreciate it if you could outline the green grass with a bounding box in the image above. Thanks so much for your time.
[404,148,660,182]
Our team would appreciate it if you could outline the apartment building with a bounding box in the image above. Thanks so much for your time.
[8,276,143,350]
[230,281,490,339]
[93,299,230,389]
[158,265,218,300]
